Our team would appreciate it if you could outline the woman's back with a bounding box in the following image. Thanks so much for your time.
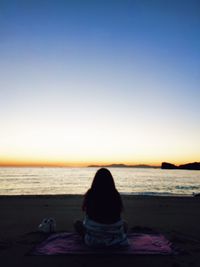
[80,168,128,248]
[83,188,122,224]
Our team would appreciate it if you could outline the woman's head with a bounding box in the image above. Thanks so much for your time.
[90,168,116,193]
[83,168,123,220]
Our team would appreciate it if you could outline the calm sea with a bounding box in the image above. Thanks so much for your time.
[0,167,200,196]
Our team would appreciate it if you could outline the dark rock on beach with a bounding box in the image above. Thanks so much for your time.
[193,193,200,197]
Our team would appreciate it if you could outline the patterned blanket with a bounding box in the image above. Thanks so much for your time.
[30,232,177,255]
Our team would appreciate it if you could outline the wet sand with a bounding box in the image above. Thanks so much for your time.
[0,195,200,266]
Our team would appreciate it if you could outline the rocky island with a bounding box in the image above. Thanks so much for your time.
[161,162,200,170]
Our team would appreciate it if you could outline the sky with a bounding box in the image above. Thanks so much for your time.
[0,0,199,167]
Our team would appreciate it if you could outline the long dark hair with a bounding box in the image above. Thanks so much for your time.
[82,168,123,221]
[90,168,116,193]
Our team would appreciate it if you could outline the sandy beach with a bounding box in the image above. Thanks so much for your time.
[0,195,200,266]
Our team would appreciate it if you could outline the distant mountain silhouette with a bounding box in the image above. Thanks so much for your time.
[88,162,200,170]
[88,164,159,168]
[161,162,200,170]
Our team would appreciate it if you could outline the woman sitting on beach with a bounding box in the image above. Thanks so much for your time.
[75,168,128,248]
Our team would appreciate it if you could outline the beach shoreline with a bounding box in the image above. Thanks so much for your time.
[1,195,200,266]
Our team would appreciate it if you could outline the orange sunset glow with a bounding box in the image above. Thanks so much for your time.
[0,1,199,168]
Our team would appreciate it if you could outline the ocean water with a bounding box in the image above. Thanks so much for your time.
[0,167,200,196]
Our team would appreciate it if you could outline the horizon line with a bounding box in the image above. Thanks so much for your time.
[0,163,161,168]
[0,161,198,168]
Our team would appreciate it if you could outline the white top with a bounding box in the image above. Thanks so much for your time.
[83,216,129,248]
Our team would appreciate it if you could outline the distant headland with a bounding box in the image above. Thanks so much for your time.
[161,162,200,170]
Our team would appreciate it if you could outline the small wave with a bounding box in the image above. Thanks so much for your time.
[120,191,190,197]
[175,185,200,190]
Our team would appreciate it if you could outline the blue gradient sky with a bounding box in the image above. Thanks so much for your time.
[0,0,199,166]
